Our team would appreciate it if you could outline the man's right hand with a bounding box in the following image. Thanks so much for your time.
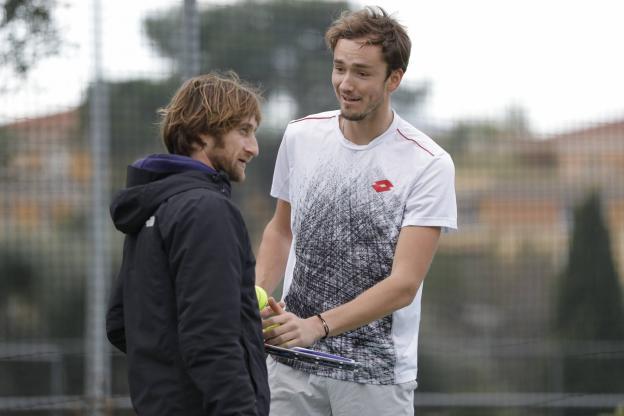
[261,297,284,319]
[262,302,327,348]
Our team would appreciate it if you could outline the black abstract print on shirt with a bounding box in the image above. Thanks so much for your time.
[283,157,404,384]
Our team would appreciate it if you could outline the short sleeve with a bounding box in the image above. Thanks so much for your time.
[270,129,291,202]
[402,152,458,232]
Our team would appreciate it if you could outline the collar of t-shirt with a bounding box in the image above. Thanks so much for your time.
[336,110,400,151]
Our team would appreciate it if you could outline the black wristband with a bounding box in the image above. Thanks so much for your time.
[316,314,330,340]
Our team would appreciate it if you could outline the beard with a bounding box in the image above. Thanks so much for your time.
[338,95,384,122]
[206,150,246,183]
[219,160,245,183]
[340,110,367,121]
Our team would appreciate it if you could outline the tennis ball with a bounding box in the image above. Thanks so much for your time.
[255,285,268,310]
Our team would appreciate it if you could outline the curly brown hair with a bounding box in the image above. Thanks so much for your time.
[159,72,262,155]
[324,6,411,77]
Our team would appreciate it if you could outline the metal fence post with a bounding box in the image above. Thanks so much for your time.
[85,0,111,413]
[181,0,200,80]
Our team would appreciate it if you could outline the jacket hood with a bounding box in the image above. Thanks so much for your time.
[110,154,230,234]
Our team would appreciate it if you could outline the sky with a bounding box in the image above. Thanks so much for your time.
[2,0,623,136]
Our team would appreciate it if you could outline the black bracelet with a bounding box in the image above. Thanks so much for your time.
[316,314,330,340]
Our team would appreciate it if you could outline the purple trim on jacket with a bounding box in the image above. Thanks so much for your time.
[132,154,217,175]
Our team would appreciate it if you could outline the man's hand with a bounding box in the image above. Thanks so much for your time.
[260,297,284,319]
[261,299,326,348]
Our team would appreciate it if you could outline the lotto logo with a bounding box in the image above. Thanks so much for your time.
[372,179,393,193]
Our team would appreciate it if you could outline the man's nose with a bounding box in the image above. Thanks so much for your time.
[246,135,259,157]
[339,71,355,92]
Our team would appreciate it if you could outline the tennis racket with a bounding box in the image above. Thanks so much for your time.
[265,344,359,370]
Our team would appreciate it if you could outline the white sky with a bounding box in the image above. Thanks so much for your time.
[2,0,623,135]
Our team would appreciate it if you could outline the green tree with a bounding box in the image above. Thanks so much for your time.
[0,0,63,86]
[144,0,427,118]
[555,191,624,395]
[80,78,181,187]
[555,192,624,340]
[0,246,36,338]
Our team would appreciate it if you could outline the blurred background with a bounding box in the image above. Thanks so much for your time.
[1,0,623,415]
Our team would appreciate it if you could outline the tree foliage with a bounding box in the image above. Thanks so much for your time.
[554,191,624,395]
[146,0,344,117]
[555,191,624,340]
[0,0,62,79]
[144,0,427,118]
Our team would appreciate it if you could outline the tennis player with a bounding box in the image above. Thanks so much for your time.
[106,72,269,416]
[256,6,457,415]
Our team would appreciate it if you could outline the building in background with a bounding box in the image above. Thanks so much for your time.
[445,118,624,282]
[0,110,90,232]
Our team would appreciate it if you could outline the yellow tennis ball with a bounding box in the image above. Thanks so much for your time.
[255,285,268,310]
[263,324,279,333]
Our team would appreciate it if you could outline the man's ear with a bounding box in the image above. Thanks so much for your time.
[197,133,216,150]
[387,69,404,93]
[189,134,212,159]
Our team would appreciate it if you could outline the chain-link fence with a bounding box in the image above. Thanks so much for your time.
[1,1,623,415]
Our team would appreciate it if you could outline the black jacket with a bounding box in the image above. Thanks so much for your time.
[106,156,269,416]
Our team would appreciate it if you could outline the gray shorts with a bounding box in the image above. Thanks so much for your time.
[267,356,418,416]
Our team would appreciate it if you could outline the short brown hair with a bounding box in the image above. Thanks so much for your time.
[325,6,411,76]
[159,72,262,155]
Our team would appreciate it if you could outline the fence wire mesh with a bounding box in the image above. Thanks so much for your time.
[1,1,623,415]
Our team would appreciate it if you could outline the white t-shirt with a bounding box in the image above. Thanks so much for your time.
[270,110,457,385]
